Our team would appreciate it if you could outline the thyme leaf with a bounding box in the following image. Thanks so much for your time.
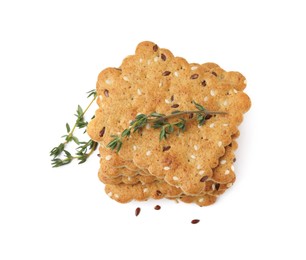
[50,89,98,167]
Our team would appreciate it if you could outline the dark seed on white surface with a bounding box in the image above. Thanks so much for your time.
[191,219,200,224]
[135,207,141,217]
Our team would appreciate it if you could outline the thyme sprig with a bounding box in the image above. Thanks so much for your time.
[50,90,98,167]
[107,101,226,152]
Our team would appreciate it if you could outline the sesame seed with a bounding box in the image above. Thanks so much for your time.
[233,89,238,93]
[154,56,159,62]
[133,145,137,151]
[191,154,196,159]
[194,145,199,151]
[244,79,247,85]
[114,194,119,199]
[107,192,113,197]
[212,184,216,190]
[163,166,170,171]
[123,76,129,81]
[146,150,152,156]
[220,160,227,165]
[218,141,223,147]
[210,89,216,96]
[231,165,235,171]
[199,170,205,175]
[105,79,112,85]
[223,123,229,126]
[225,169,230,175]
[146,123,151,129]
[161,53,167,61]
[105,155,112,161]
[165,99,171,104]
[196,165,202,170]
[159,82,163,87]
[139,58,143,63]
[204,96,208,102]
[174,71,179,77]
[191,66,198,70]
[147,60,151,65]
[128,176,131,181]
[143,188,148,193]
[137,88,142,95]
[209,123,215,128]
[197,125,202,128]
[227,183,233,188]
[173,176,179,181]
[223,100,228,106]
[198,198,204,203]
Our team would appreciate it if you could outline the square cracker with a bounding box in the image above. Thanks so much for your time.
[104,180,232,207]
[103,141,238,207]
[87,41,250,195]
[99,137,238,187]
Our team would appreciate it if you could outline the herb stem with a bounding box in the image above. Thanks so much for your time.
[72,141,98,160]
[107,101,227,153]
[65,95,96,144]
[82,95,97,117]
[146,109,226,122]
[84,140,98,157]
[50,89,98,167]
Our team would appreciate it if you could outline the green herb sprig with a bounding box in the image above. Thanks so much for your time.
[107,101,226,152]
[50,90,98,167]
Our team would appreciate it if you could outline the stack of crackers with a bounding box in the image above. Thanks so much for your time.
[87,41,251,206]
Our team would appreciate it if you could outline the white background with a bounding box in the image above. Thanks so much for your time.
[1,0,306,259]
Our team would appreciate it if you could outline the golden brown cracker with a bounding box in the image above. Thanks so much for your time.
[104,181,233,207]
[88,41,250,195]
[99,140,238,186]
